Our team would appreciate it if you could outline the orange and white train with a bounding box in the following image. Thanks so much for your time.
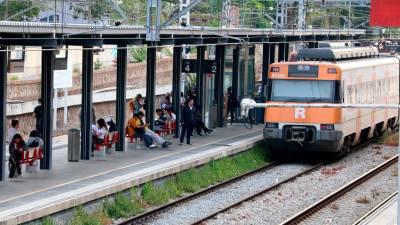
[263,47,400,153]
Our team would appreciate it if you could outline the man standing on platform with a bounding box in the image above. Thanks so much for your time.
[180,98,196,145]
[33,98,43,137]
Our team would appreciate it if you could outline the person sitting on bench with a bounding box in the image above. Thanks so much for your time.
[92,119,108,151]
[155,109,167,132]
[129,113,156,148]
[106,116,118,132]
[8,134,27,178]
[137,112,172,148]
[26,130,44,148]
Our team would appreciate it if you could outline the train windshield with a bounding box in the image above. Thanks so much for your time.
[270,80,336,102]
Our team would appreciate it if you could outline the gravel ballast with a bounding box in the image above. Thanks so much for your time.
[298,163,397,225]
[205,145,397,225]
[142,163,314,225]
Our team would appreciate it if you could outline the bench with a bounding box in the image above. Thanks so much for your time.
[156,121,176,140]
[125,132,146,149]
[94,132,119,157]
[21,148,43,173]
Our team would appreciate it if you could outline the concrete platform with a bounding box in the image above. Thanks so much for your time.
[358,193,397,225]
[0,124,264,225]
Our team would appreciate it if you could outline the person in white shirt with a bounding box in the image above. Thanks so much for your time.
[96,118,108,140]
[7,120,20,143]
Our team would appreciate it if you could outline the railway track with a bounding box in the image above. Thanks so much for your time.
[117,161,283,225]
[117,139,379,225]
[280,155,398,225]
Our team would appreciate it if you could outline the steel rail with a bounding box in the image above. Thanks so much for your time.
[117,138,378,225]
[190,138,378,225]
[117,161,282,225]
[352,191,397,225]
[190,162,325,225]
[280,155,398,225]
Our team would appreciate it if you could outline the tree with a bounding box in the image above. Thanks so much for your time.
[72,0,113,21]
[0,0,40,21]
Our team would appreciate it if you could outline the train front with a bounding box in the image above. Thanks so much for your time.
[263,62,343,153]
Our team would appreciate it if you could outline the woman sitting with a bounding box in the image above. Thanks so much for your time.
[9,134,27,178]
[92,118,108,149]
[26,130,44,148]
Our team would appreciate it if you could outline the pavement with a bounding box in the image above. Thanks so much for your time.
[0,124,264,225]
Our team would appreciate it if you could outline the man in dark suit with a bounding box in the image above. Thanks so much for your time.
[180,98,196,145]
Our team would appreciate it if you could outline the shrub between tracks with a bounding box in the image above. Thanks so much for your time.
[41,145,269,225]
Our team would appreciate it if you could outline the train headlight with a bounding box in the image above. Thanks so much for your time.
[265,123,279,128]
[320,124,335,130]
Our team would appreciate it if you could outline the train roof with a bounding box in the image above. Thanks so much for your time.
[272,55,400,71]
[297,47,379,61]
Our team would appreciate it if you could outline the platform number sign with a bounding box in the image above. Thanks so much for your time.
[181,59,218,74]
[181,59,197,73]
[205,60,218,74]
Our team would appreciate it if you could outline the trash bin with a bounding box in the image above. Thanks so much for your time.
[254,96,265,124]
[68,128,80,162]
[209,104,218,129]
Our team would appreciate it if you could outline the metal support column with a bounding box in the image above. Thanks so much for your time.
[232,45,240,99]
[278,43,288,62]
[196,46,205,116]
[81,46,93,160]
[284,43,289,61]
[40,47,55,169]
[146,44,156,130]
[172,47,182,138]
[116,45,127,151]
[0,47,7,180]
[215,45,225,127]
[262,43,275,94]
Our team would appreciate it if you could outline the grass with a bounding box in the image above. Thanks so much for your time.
[377,131,398,146]
[70,206,102,225]
[356,195,370,204]
[103,189,144,219]
[41,216,56,225]
[46,145,269,224]
[9,74,19,81]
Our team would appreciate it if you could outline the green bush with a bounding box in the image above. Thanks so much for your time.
[98,146,268,223]
[70,206,102,225]
[141,182,170,205]
[161,47,173,57]
[164,179,182,199]
[9,75,19,81]
[93,58,103,70]
[103,191,143,219]
[129,47,147,63]
[176,168,202,193]
[41,216,55,225]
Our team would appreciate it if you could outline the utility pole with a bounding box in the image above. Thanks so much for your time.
[146,0,161,41]
[297,0,305,29]
[221,0,231,28]
[275,0,287,29]
[179,0,191,26]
